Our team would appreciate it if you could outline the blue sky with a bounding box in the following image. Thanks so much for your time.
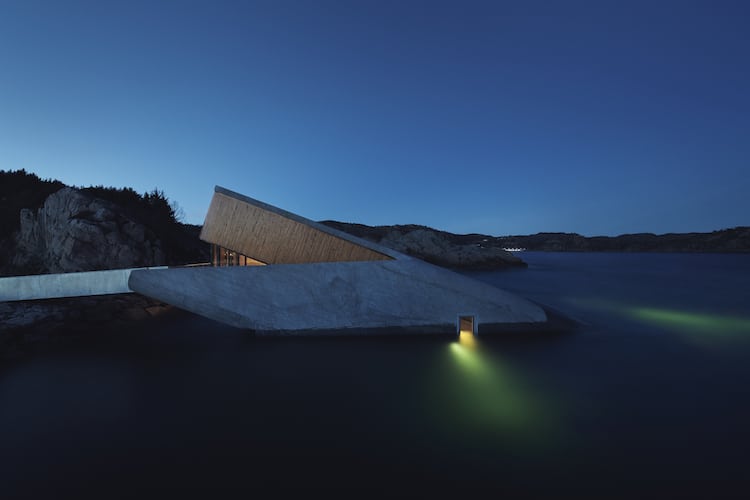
[1,0,748,236]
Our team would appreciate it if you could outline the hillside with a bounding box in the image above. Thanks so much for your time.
[322,222,750,254]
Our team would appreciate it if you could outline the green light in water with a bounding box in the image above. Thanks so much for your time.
[442,338,559,449]
[449,343,484,374]
[628,307,750,345]
[563,296,750,346]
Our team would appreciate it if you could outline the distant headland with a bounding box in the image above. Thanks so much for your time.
[323,221,750,256]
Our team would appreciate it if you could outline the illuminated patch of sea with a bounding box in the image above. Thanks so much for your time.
[1,252,749,497]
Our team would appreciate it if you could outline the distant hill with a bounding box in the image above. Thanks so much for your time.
[322,221,525,269]
[490,228,750,252]
[322,221,750,254]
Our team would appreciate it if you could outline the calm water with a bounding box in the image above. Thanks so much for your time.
[2,252,750,496]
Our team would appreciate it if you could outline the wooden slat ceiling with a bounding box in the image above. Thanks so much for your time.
[200,191,393,264]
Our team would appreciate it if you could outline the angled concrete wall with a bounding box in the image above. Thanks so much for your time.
[129,261,547,335]
[0,267,168,302]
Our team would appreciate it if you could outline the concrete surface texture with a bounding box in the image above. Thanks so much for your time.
[128,260,547,335]
[0,267,168,302]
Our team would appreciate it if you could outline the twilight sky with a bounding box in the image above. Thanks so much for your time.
[1,1,748,236]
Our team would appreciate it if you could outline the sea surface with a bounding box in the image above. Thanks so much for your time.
[1,252,749,496]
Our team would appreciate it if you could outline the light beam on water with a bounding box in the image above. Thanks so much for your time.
[565,297,750,346]
[628,307,750,345]
[427,331,562,451]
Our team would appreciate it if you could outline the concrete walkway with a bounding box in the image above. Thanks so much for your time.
[0,267,168,302]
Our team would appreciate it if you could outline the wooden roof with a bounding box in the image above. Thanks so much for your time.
[199,187,394,264]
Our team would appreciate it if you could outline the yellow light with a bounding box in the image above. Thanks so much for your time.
[458,329,476,348]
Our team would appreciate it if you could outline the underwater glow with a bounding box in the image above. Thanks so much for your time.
[449,343,483,375]
[442,336,558,448]
[628,307,750,344]
[565,297,750,346]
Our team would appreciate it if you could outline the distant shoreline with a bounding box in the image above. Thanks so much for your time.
[324,221,750,255]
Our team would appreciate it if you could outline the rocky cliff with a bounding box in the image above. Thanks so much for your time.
[11,187,166,274]
[0,171,209,277]
[11,187,165,273]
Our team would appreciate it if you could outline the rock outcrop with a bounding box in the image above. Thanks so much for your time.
[321,221,526,269]
[0,294,174,358]
[379,228,526,269]
[11,187,165,274]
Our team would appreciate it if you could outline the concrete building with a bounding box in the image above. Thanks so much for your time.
[128,187,548,336]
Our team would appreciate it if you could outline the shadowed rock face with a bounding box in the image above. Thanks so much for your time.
[0,294,174,359]
[12,187,165,274]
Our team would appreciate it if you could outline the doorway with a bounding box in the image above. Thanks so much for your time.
[458,315,476,336]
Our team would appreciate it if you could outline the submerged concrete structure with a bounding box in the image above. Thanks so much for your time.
[128,186,548,335]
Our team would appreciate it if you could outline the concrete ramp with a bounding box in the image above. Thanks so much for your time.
[129,260,547,335]
[0,267,167,302]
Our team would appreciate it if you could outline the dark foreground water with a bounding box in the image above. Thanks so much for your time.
[2,252,750,497]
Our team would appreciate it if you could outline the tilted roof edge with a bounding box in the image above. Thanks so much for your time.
[213,186,407,261]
